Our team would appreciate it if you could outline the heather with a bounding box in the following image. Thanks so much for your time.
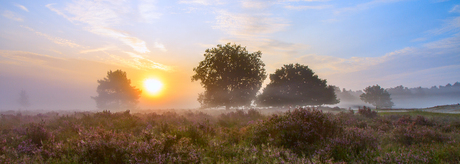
[1,108,459,163]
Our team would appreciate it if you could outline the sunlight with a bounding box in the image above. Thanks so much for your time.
[144,78,163,96]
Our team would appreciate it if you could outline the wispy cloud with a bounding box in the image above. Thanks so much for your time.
[124,52,172,71]
[241,0,275,9]
[213,10,289,37]
[2,10,23,22]
[154,42,167,52]
[46,1,163,53]
[14,4,29,12]
[21,25,82,48]
[138,0,162,23]
[178,0,223,5]
[285,5,331,10]
[335,0,403,14]
[429,17,460,35]
[450,5,460,13]
[0,50,64,66]
[294,47,415,75]
[295,33,460,79]
[423,33,460,49]
[88,27,151,53]
[80,46,115,54]
[282,0,330,1]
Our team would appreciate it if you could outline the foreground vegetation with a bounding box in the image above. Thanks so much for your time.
[1,108,459,163]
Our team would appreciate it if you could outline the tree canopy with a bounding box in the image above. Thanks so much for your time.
[192,43,267,109]
[257,63,339,107]
[92,70,142,110]
[360,85,394,109]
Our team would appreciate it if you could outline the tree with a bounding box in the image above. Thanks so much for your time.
[17,90,30,108]
[92,70,142,110]
[192,43,267,109]
[257,63,339,107]
[360,85,394,109]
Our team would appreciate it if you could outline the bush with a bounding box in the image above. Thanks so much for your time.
[374,145,433,163]
[315,127,378,163]
[251,108,341,156]
[392,125,449,146]
[414,115,435,126]
[394,115,412,126]
[25,122,50,147]
[358,106,378,118]
[218,109,263,128]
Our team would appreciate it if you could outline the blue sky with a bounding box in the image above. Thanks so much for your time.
[1,0,459,109]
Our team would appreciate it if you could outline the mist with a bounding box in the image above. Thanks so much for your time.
[334,82,460,109]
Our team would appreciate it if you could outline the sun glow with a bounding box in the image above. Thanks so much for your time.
[144,78,163,96]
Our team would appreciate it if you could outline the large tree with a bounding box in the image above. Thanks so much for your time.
[92,70,142,110]
[257,63,339,107]
[192,43,267,109]
[360,85,394,109]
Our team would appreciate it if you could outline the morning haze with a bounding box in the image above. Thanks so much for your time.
[2,1,460,163]
[1,0,460,111]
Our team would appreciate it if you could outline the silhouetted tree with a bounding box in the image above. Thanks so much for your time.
[257,63,339,107]
[192,43,267,109]
[360,85,394,109]
[17,90,30,108]
[92,70,142,110]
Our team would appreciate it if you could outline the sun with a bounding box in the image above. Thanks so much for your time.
[144,78,163,96]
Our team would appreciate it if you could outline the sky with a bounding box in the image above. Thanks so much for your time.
[1,0,459,110]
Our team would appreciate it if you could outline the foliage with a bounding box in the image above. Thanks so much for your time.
[316,127,378,162]
[360,85,394,109]
[192,43,267,109]
[257,63,339,107]
[91,70,142,110]
[0,109,459,163]
[358,106,378,118]
[217,109,264,128]
[251,108,341,156]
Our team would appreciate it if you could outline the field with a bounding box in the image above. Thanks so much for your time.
[1,107,460,163]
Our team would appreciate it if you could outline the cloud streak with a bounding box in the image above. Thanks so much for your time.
[178,0,223,5]
[334,0,403,14]
[2,10,23,22]
[450,5,460,13]
[21,25,82,48]
[213,10,289,37]
[284,5,332,10]
[124,52,172,71]
[46,1,163,53]
[14,4,29,12]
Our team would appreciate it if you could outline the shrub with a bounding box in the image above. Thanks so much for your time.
[374,145,433,163]
[25,122,50,147]
[392,125,449,146]
[315,127,378,163]
[218,109,263,128]
[251,108,341,156]
[369,117,393,132]
[394,115,412,126]
[358,106,378,118]
[414,115,435,126]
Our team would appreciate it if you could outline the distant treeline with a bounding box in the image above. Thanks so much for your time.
[335,82,460,108]
[387,82,460,98]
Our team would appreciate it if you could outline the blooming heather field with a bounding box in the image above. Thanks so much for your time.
[1,108,459,163]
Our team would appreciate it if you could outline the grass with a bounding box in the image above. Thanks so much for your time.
[379,110,460,118]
